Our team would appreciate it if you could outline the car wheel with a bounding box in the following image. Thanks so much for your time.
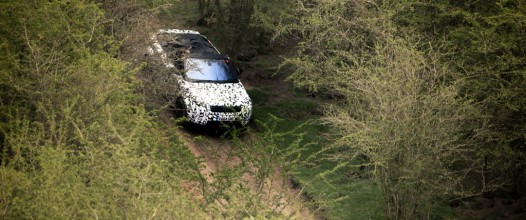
[174,98,187,118]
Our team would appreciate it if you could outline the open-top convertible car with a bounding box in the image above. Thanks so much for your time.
[148,29,252,125]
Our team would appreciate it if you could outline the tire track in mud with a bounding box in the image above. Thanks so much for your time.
[172,120,316,219]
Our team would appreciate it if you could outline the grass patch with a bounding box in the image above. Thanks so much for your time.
[247,87,385,220]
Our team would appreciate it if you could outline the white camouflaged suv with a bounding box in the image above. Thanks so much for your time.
[149,29,252,125]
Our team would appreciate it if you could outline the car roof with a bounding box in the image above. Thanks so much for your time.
[187,53,229,59]
[155,29,221,59]
[157,29,200,35]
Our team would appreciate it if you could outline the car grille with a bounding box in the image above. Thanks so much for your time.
[210,106,242,113]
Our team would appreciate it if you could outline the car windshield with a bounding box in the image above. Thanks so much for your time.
[185,58,239,83]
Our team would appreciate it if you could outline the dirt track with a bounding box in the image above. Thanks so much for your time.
[135,6,317,218]
[169,116,315,219]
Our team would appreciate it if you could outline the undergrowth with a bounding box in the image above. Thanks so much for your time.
[247,87,385,220]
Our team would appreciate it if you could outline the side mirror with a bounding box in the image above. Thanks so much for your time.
[147,46,154,56]
[237,67,243,75]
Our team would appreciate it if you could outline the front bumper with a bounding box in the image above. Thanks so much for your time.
[185,101,251,126]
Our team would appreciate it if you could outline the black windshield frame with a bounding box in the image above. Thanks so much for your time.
[184,58,239,83]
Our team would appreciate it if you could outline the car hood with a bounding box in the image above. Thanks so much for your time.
[181,81,251,106]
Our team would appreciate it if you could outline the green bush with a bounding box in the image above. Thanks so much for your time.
[0,1,205,218]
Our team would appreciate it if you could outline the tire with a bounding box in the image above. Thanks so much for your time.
[173,98,187,118]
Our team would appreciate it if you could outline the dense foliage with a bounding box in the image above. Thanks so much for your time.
[254,0,526,219]
[394,0,526,198]
[2,0,524,219]
[0,1,205,218]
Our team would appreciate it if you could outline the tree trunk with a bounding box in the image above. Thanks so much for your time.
[214,0,223,20]
[198,0,211,25]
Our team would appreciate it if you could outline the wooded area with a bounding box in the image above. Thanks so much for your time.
[1,0,525,219]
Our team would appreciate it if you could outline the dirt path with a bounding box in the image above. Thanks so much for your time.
[172,120,315,219]
[135,3,317,218]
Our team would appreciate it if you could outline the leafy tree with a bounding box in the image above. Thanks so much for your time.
[271,0,493,218]
[394,0,526,199]
[0,1,205,218]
